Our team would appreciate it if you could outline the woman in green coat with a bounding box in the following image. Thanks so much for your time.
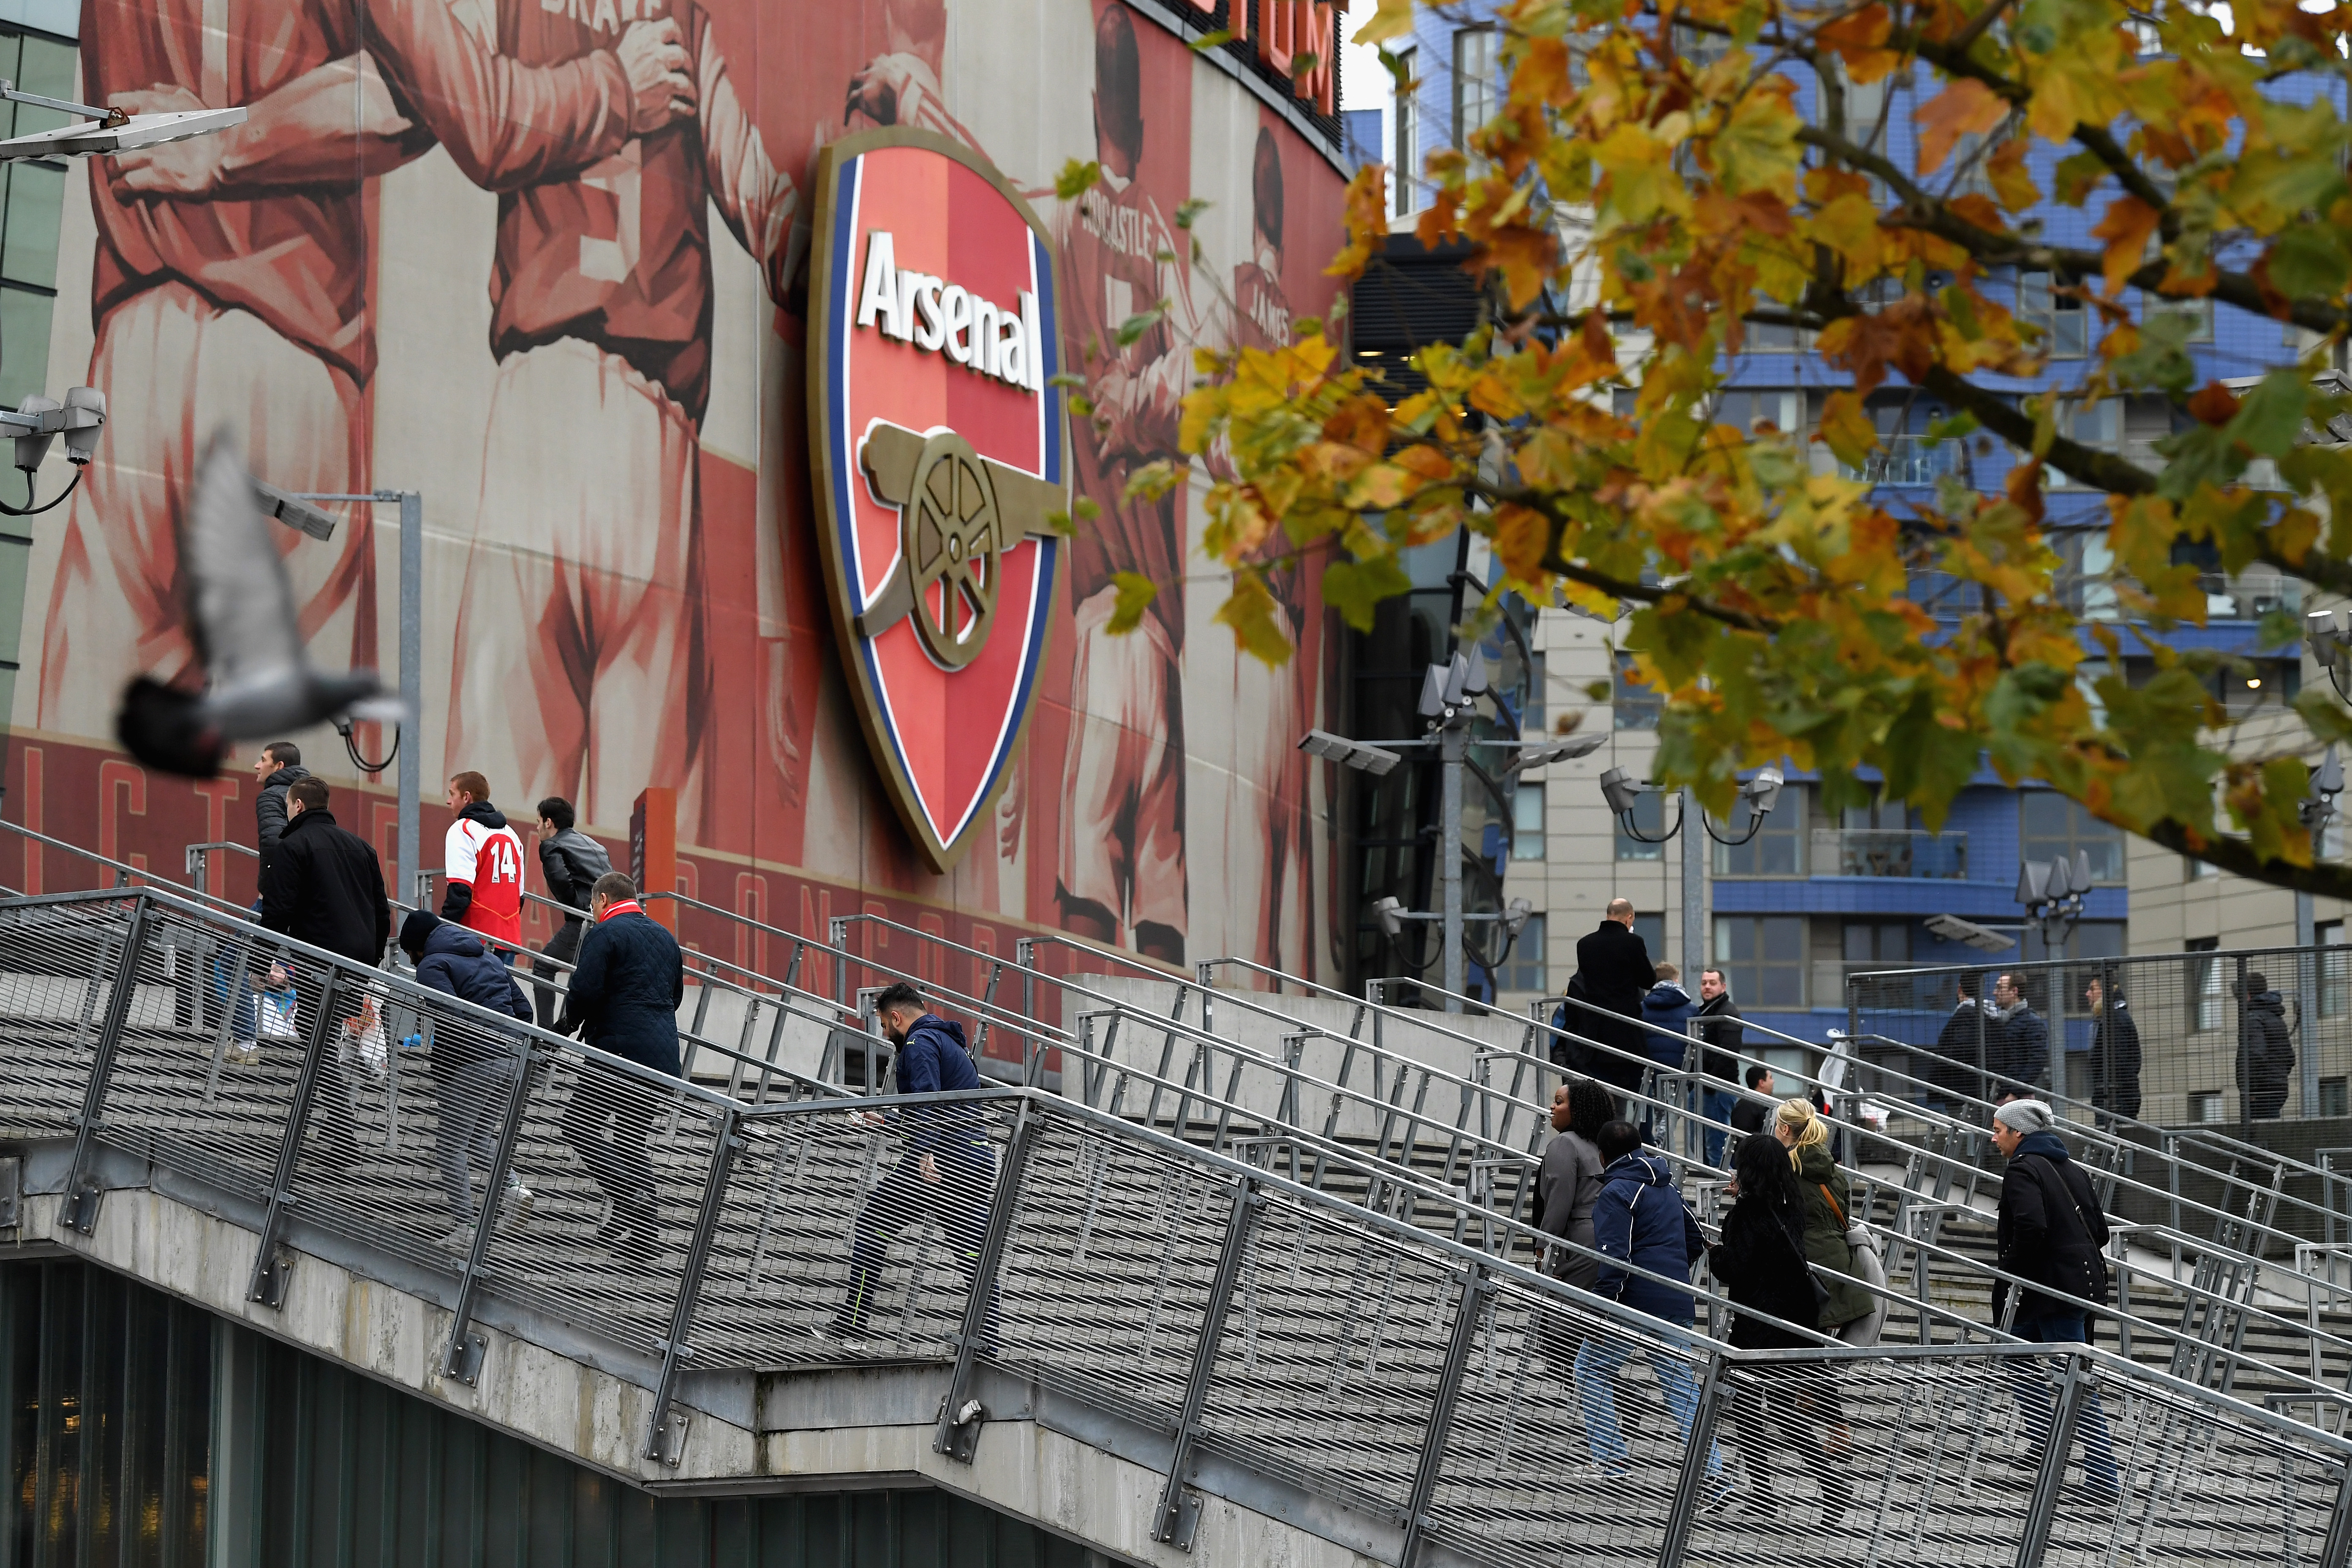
[1775,1099,1875,1331]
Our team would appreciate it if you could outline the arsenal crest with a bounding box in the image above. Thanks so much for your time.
[806,128,1067,873]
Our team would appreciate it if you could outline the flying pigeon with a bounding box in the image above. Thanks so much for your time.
[115,431,400,777]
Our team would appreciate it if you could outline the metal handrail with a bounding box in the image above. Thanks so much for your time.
[818,919,2352,1396]
[18,877,2352,1553]
[0,818,253,920]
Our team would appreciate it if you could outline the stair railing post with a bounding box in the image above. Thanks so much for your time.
[60,893,153,1234]
[2316,1455,2352,1568]
[1396,1264,1490,1568]
[438,1034,543,1384]
[1655,1345,1731,1568]
[642,1103,743,1465]
[2012,1350,2089,1568]
[933,1099,1040,1462]
[1152,1175,1262,1552]
[246,966,348,1307]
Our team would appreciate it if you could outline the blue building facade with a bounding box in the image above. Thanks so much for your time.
[1382,7,2310,1047]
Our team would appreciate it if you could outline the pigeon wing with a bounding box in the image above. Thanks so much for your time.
[180,430,306,690]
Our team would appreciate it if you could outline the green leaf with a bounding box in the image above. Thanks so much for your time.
[1106,572,1159,635]
[2226,367,2310,460]
[2295,686,2352,745]
[1353,0,1416,47]
[1044,511,1078,537]
[1187,27,1233,50]
[1215,572,1296,666]
[1322,553,1414,632]
[1291,50,1322,80]
[1173,197,1211,231]
[1115,308,1165,348]
[1925,409,1979,444]
[1377,45,1414,94]
[2268,227,2352,303]
[1054,159,1102,201]
[2052,149,2107,206]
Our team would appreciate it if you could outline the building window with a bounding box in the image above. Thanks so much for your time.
[2017,271,2087,359]
[1524,651,1546,734]
[1613,653,1661,730]
[1715,782,1805,876]
[1511,783,1545,861]
[2188,936,2223,1032]
[2020,792,2125,883]
[1501,912,1546,993]
[1714,915,1805,1008]
[0,29,72,411]
[1712,389,1802,435]
[1454,28,1499,144]
[2323,921,2349,1018]
[2324,1077,2350,1119]
[1633,912,1665,957]
[2190,1089,2226,1123]
[1843,919,1911,966]
[1614,789,1664,861]
[1393,47,1418,217]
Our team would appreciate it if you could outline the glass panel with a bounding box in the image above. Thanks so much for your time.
[1502,913,1545,992]
[0,286,53,412]
[14,36,75,140]
[1614,789,1664,860]
[3,159,62,289]
[1511,784,1544,861]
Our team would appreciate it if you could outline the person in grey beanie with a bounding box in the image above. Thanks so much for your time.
[1990,1099,2119,1499]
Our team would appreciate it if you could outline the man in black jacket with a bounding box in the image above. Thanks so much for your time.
[557,871,683,1250]
[250,740,309,879]
[1694,967,1743,1164]
[529,796,612,1027]
[1990,973,2049,1095]
[2085,972,2142,1124]
[2238,972,2296,1119]
[1990,1099,2120,1499]
[1928,973,1991,1109]
[1573,899,1655,1092]
[258,777,389,1161]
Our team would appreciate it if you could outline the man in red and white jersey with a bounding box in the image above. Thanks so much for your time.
[39,0,694,735]
[1050,1,1200,966]
[442,771,528,951]
[443,0,802,840]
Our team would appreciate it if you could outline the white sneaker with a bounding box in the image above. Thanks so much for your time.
[504,1178,534,1211]
[226,1042,260,1065]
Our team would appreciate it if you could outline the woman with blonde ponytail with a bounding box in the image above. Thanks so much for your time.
[1774,1100,1873,1330]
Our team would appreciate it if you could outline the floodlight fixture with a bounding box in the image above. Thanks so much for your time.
[1297,728,1404,776]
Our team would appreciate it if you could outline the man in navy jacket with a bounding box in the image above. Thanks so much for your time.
[822,982,999,1350]
[555,872,683,1250]
[400,909,535,1242]
[1572,1121,1722,1481]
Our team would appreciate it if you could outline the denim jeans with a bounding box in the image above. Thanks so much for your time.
[1703,1089,1737,1167]
[2009,1312,2121,1498]
[1573,1323,1724,1476]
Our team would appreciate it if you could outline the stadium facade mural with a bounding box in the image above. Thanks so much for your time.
[8,0,1350,1016]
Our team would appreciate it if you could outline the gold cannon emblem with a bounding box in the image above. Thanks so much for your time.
[856,421,1065,669]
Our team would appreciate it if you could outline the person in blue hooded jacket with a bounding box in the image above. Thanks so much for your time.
[400,909,536,1245]
[1572,1121,1723,1481]
[822,982,999,1350]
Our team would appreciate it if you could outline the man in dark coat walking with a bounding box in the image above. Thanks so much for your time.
[257,777,389,1162]
[1928,973,1991,1109]
[529,796,612,1027]
[1574,1120,1721,1481]
[2085,972,2142,1123]
[822,982,999,1350]
[1990,1100,2120,1499]
[1694,967,1744,1165]
[250,740,310,879]
[402,909,537,1244]
[2238,973,2295,1120]
[556,872,683,1250]
[1990,973,2049,1095]
[1574,899,1656,1092]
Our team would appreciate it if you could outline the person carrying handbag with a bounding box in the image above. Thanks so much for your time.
[1990,1100,2122,1502]
[1772,1100,1875,1333]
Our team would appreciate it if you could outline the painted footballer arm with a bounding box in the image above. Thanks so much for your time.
[844,52,981,150]
[694,18,802,305]
[105,58,422,199]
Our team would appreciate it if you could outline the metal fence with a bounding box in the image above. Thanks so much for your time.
[1848,945,2352,1133]
[14,883,2352,1567]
